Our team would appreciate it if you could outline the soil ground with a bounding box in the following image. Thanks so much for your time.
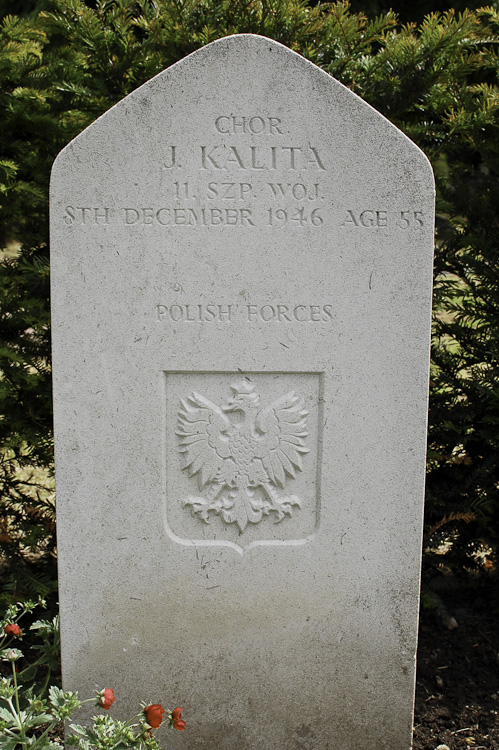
[413,607,499,749]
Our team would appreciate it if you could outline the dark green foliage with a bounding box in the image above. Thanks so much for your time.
[346,0,487,24]
[0,1,48,20]
[0,0,498,605]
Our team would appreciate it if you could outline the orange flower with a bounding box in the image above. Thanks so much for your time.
[172,706,186,730]
[4,624,21,637]
[144,704,165,728]
[99,688,115,710]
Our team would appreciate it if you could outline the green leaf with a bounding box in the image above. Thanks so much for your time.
[0,731,22,750]
[48,686,70,709]
[18,664,37,682]
[22,712,54,728]
[0,706,15,723]
[48,686,81,720]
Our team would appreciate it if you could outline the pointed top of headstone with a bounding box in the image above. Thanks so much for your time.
[52,33,433,191]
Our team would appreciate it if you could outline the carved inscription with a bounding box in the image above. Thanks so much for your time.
[156,304,334,323]
[62,114,330,229]
[124,207,256,226]
[214,115,284,134]
[61,115,427,229]
[176,379,309,532]
[63,205,426,229]
[199,145,325,171]
[64,207,110,225]
[341,210,425,229]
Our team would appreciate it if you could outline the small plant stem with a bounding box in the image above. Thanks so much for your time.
[7,697,23,732]
[11,661,21,719]
[11,663,28,749]
[32,719,59,749]
[39,666,52,697]
[3,727,22,738]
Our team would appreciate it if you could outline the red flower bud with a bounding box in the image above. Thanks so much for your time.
[144,704,165,729]
[4,624,21,637]
[172,707,186,730]
[99,688,115,710]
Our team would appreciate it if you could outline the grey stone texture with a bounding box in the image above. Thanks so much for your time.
[51,34,434,750]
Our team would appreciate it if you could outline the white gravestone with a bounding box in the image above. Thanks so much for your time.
[51,35,434,750]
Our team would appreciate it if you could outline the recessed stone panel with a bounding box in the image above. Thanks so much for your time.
[164,370,322,553]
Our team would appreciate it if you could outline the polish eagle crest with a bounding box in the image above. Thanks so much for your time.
[176,379,309,532]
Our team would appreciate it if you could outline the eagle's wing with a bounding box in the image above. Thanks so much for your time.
[176,392,233,489]
[253,391,309,488]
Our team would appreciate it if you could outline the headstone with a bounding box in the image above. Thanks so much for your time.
[51,34,434,750]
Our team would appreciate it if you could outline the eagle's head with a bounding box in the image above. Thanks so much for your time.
[222,379,260,414]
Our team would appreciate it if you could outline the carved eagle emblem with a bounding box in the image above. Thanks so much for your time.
[176,379,309,532]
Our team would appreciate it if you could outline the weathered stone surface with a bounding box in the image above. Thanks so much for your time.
[51,34,434,749]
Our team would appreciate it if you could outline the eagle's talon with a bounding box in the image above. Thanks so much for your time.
[184,496,213,523]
